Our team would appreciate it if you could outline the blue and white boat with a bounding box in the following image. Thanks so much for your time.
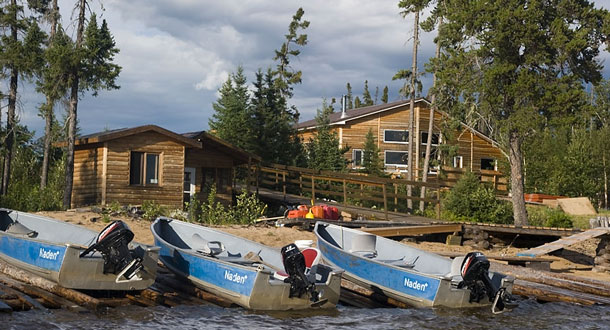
[151,217,342,310]
[314,222,514,312]
[0,209,159,290]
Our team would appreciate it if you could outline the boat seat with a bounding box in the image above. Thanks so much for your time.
[444,256,465,280]
[6,221,38,238]
[191,233,225,256]
[273,270,289,281]
[349,233,377,258]
[302,247,321,281]
[379,256,418,268]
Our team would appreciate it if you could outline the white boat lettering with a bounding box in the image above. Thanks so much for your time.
[403,277,429,292]
[39,248,60,261]
[224,269,248,284]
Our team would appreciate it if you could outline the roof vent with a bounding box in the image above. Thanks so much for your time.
[341,95,348,119]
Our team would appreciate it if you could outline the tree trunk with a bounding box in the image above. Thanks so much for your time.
[1,2,19,196]
[602,151,608,209]
[419,17,442,212]
[406,11,419,211]
[63,0,86,209]
[40,0,59,189]
[509,131,528,226]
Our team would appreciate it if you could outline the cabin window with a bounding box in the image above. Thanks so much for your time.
[420,131,440,146]
[353,149,363,167]
[202,167,232,194]
[385,150,408,167]
[383,129,409,144]
[130,152,160,185]
[453,156,463,168]
[481,158,497,171]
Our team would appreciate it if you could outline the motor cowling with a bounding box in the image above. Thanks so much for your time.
[280,243,320,303]
[80,220,142,281]
[459,252,504,311]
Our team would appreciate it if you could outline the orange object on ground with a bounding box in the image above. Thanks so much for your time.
[310,206,324,219]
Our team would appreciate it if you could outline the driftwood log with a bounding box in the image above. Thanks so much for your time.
[340,279,409,308]
[0,260,102,310]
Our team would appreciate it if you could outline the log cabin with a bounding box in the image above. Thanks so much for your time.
[297,98,506,187]
[63,125,259,209]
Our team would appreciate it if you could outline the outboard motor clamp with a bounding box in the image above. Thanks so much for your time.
[459,251,507,313]
[280,243,322,304]
[80,220,143,283]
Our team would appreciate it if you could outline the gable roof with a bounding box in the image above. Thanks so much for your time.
[61,125,201,148]
[182,131,261,164]
[296,98,430,130]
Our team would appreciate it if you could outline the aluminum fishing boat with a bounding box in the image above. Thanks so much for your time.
[314,222,514,312]
[151,217,342,310]
[0,208,159,290]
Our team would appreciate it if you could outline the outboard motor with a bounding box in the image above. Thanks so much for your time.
[280,243,321,304]
[79,220,143,282]
[459,252,506,313]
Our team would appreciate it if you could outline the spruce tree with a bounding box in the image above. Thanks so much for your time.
[354,96,361,108]
[362,80,374,106]
[209,66,252,151]
[63,8,121,209]
[382,86,389,103]
[362,128,383,175]
[346,82,353,109]
[0,0,47,196]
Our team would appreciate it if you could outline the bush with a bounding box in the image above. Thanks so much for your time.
[443,171,513,224]
[141,200,168,220]
[528,206,573,228]
[231,189,267,225]
[186,185,267,225]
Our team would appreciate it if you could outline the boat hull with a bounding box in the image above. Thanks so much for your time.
[152,218,342,310]
[315,222,513,309]
[0,210,159,291]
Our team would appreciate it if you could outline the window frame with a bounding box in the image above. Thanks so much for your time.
[352,149,363,168]
[384,150,409,167]
[480,157,497,171]
[129,151,161,186]
[453,156,463,169]
[420,131,440,146]
[383,129,409,144]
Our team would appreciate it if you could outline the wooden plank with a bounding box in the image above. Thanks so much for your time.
[360,224,462,237]
[517,228,610,257]
[0,275,81,310]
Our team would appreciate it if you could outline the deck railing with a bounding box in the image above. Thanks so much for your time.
[242,164,443,220]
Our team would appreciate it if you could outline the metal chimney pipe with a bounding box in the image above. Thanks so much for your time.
[341,95,347,118]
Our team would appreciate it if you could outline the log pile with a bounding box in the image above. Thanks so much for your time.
[593,235,610,274]
[0,260,234,313]
[461,227,490,250]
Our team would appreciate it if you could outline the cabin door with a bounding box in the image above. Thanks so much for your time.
[183,167,196,205]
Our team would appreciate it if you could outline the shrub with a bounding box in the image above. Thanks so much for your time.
[443,171,513,224]
[141,200,168,221]
[232,189,267,225]
[528,206,573,228]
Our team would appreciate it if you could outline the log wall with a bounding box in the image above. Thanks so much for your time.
[72,145,104,206]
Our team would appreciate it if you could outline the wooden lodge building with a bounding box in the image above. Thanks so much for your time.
[297,98,505,180]
[66,125,259,209]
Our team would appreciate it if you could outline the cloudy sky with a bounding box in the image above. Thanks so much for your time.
[12,0,610,137]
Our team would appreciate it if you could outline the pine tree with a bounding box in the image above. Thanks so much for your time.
[0,0,47,196]
[362,80,374,106]
[437,0,609,225]
[273,7,309,99]
[362,129,383,175]
[346,82,353,109]
[354,96,362,108]
[382,86,389,103]
[209,66,252,151]
[63,8,121,209]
